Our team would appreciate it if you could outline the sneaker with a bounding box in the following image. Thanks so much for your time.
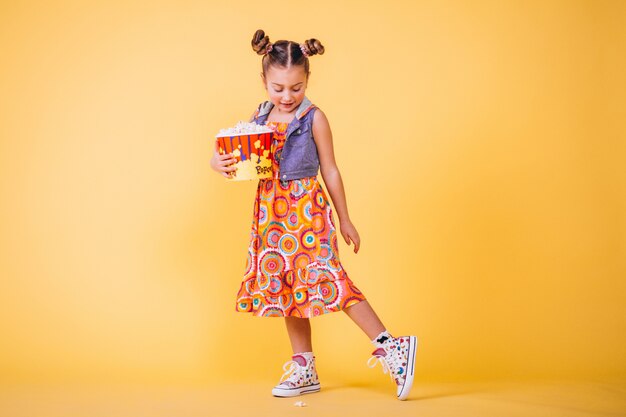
[367,335,417,400]
[271,353,321,397]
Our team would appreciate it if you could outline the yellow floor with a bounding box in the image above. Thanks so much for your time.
[1,379,625,417]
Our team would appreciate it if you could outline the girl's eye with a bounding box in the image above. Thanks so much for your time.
[293,89,301,92]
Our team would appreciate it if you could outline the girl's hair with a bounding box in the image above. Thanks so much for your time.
[251,29,324,78]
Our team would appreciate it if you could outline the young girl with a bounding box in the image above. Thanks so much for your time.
[210,29,418,400]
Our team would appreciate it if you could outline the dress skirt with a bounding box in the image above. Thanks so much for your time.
[235,121,366,317]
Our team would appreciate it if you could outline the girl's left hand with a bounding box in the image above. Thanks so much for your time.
[340,219,361,254]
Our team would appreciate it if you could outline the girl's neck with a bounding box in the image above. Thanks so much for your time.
[267,106,297,123]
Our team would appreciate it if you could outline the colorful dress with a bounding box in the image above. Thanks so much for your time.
[235,121,366,317]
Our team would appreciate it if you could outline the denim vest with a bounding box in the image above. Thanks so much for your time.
[251,96,319,181]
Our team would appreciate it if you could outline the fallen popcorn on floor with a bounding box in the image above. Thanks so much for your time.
[293,400,307,407]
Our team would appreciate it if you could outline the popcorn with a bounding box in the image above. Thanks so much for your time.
[216,121,273,137]
[293,401,307,407]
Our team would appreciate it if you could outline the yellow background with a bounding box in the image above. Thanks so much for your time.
[1,0,624,388]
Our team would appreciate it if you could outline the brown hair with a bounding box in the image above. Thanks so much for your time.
[251,29,324,79]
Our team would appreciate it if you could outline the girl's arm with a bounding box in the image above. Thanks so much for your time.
[312,109,361,254]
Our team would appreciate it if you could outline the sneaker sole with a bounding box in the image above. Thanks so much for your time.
[272,383,321,397]
[397,336,417,401]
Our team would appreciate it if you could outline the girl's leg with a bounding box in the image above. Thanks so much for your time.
[273,317,320,398]
[345,300,417,401]
[284,317,313,353]
[343,300,386,340]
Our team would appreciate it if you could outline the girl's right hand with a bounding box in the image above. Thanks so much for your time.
[210,151,238,178]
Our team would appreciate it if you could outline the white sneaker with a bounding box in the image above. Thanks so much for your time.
[368,335,417,400]
[271,353,321,397]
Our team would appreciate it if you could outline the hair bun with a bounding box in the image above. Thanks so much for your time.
[301,38,325,56]
[251,29,271,55]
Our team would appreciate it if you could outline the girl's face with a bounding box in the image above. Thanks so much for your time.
[262,65,308,113]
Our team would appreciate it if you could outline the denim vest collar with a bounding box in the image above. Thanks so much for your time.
[254,96,316,139]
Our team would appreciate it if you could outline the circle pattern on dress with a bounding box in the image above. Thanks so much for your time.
[286,212,300,232]
[258,205,268,226]
[297,198,313,222]
[319,281,339,305]
[310,300,326,316]
[258,274,270,290]
[300,228,317,251]
[273,196,289,218]
[314,189,325,209]
[268,277,282,294]
[311,212,325,234]
[263,222,285,248]
[278,233,298,256]
[317,243,332,262]
[259,250,286,277]
[294,252,312,271]
[294,287,308,305]
[290,181,306,201]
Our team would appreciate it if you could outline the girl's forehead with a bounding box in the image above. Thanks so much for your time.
[265,66,307,84]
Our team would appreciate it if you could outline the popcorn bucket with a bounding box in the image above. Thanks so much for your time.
[216,128,274,181]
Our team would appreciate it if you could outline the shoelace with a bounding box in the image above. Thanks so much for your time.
[367,355,395,383]
[279,360,303,385]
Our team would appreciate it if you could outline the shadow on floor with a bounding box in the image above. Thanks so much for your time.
[318,379,484,400]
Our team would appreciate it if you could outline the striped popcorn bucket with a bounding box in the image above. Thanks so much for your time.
[215,130,273,181]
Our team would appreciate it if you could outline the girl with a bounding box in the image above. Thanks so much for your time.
[210,29,418,400]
